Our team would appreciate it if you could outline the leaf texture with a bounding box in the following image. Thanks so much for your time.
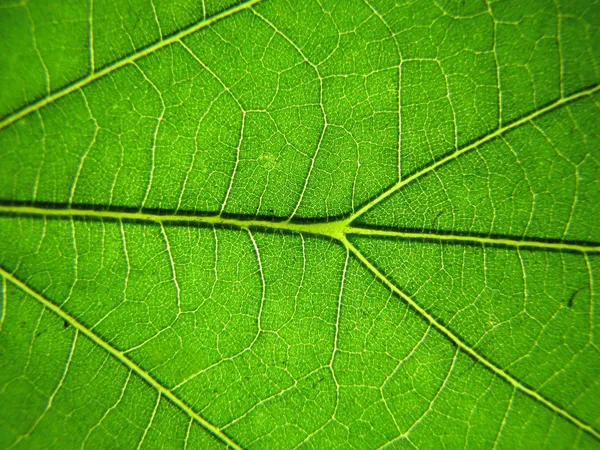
[0,0,599,448]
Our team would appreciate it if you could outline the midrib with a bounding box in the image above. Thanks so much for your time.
[0,204,598,254]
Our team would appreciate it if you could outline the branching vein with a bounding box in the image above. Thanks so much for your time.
[342,237,600,440]
[0,267,243,450]
[0,0,263,131]
[346,83,600,224]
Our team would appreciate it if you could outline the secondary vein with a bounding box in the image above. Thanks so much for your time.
[346,83,600,224]
[0,0,263,132]
[0,266,243,450]
[342,238,600,440]
[1,206,598,440]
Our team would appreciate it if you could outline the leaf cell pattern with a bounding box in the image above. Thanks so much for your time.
[0,0,599,448]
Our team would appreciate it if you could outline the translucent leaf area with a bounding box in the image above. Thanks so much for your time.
[0,0,599,448]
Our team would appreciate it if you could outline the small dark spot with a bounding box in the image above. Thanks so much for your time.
[63,320,70,329]
[567,290,580,308]
[35,329,47,338]
[311,376,325,389]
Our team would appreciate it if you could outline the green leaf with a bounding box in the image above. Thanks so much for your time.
[0,0,599,448]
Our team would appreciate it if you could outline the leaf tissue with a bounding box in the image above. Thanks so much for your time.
[0,0,599,448]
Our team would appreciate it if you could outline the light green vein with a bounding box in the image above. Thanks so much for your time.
[1,204,599,254]
[0,0,262,132]
[347,83,600,224]
[0,266,243,450]
[1,209,597,438]
[341,237,600,440]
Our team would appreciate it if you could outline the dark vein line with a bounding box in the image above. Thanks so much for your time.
[345,226,600,254]
[0,203,348,241]
[0,204,598,254]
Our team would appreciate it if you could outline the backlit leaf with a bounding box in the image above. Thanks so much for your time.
[0,0,599,448]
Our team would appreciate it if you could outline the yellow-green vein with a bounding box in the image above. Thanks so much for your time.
[0,266,243,450]
[0,0,263,132]
[341,237,600,440]
[345,226,600,254]
[347,83,600,224]
[1,204,599,254]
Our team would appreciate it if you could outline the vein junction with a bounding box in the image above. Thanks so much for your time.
[1,202,599,441]
[0,204,598,254]
[1,82,599,442]
[0,0,598,444]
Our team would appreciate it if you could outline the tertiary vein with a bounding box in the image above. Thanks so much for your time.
[1,203,599,440]
[0,0,263,132]
[0,266,242,450]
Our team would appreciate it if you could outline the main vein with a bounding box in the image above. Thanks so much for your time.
[347,83,600,224]
[0,267,242,450]
[0,0,263,132]
[345,227,600,253]
[0,204,598,254]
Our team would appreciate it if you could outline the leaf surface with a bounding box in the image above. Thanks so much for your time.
[0,0,599,448]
